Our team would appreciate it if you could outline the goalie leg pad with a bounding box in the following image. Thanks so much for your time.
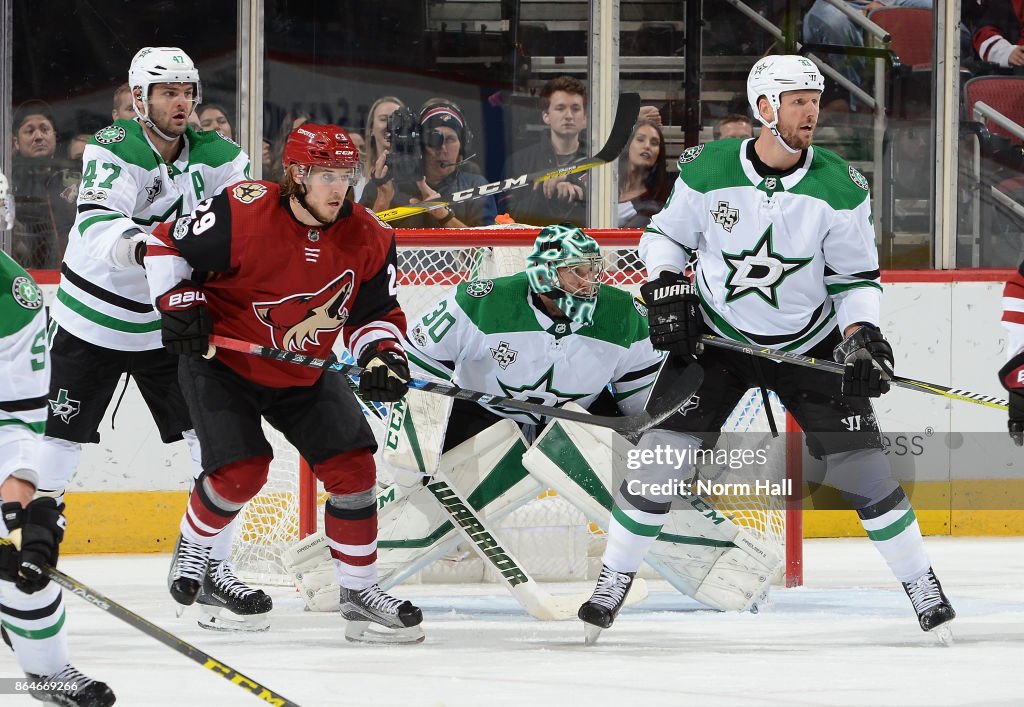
[376,420,537,587]
[281,532,342,612]
[382,391,453,486]
[524,410,782,612]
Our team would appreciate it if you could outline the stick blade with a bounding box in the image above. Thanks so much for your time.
[624,361,704,438]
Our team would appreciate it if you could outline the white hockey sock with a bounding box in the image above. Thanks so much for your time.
[34,437,82,503]
[0,581,70,677]
[209,515,240,563]
[857,489,931,583]
[603,506,665,573]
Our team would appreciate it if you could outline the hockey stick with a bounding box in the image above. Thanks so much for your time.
[0,548,300,706]
[701,334,1009,411]
[208,335,703,437]
[422,475,647,620]
[375,92,642,223]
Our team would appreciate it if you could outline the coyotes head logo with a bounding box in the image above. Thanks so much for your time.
[253,271,355,351]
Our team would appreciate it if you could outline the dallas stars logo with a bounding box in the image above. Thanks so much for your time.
[722,225,811,307]
[496,366,586,424]
[49,389,81,423]
[489,341,518,370]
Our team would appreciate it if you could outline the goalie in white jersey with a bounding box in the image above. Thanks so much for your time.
[0,173,115,706]
[579,55,956,644]
[37,48,271,631]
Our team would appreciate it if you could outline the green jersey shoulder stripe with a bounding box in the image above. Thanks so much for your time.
[454,273,544,334]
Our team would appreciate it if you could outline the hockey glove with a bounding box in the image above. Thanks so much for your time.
[997,351,1024,446]
[157,279,213,358]
[833,325,894,398]
[357,339,410,403]
[1,498,66,593]
[640,271,704,359]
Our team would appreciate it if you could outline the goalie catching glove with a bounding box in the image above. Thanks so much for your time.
[157,279,213,358]
[1,498,66,593]
[357,339,410,402]
[998,352,1024,446]
[640,271,703,359]
[833,324,894,398]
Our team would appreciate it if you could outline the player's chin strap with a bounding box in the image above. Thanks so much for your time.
[758,104,801,156]
[133,103,182,143]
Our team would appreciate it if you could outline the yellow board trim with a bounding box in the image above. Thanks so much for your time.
[60,481,1024,555]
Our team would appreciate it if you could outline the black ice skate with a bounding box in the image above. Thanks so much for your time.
[25,664,116,706]
[578,564,636,645]
[167,535,212,613]
[196,560,273,632]
[902,567,956,645]
[340,584,424,644]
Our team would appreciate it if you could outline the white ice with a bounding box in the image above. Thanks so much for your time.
[3,537,1022,706]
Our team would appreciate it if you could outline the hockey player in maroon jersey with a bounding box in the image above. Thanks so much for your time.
[144,124,424,644]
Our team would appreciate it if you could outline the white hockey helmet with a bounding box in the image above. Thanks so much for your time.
[746,54,823,128]
[128,47,201,131]
[0,169,13,231]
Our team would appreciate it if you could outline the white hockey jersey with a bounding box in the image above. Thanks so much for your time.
[641,138,881,353]
[51,119,249,351]
[404,272,665,426]
[0,251,48,486]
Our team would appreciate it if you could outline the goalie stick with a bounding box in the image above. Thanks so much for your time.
[208,335,703,437]
[701,334,1009,411]
[421,475,647,621]
[0,544,299,707]
[375,92,642,223]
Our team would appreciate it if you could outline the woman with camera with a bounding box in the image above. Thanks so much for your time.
[360,99,497,228]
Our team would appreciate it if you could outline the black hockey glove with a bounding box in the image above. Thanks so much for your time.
[1,498,66,593]
[157,279,213,358]
[640,271,704,359]
[357,339,410,403]
[833,324,894,398]
[997,351,1024,446]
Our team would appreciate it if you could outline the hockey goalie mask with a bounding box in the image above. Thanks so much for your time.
[747,54,823,154]
[129,47,202,141]
[526,225,605,327]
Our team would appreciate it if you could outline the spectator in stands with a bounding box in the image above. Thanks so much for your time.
[802,0,934,111]
[261,137,274,179]
[502,76,589,227]
[716,114,754,139]
[361,96,405,213]
[617,119,670,228]
[268,111,312,183]
[973,0,1024,67]
[360,99,496,228]
[638,105,663,127]
[9,101,76,269]
[111,82,134,121]
[68,133,90,163]
[198,103,233,139]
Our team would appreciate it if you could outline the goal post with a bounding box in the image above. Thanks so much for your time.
[231,227,805,588]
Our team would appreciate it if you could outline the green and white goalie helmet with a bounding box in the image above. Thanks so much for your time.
[525,224,605,327]
[129,46,202,124]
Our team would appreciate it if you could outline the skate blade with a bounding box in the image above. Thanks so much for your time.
[344,620,425,645]
[198,607,270,633]
[930,623,954,646]
[583,623,603,646]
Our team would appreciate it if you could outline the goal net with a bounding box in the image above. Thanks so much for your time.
[231,228,803,588]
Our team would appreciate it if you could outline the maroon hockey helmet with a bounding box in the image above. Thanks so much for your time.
[282,123,360,172]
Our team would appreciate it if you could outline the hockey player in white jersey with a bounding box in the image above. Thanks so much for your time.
[37,47,271,631]
[580,55,955,643]
[0,173,115,706]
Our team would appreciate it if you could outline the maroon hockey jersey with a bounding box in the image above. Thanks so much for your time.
[150,180,407,387]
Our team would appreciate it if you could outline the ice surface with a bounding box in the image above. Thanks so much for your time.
[4,537,1021,706]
